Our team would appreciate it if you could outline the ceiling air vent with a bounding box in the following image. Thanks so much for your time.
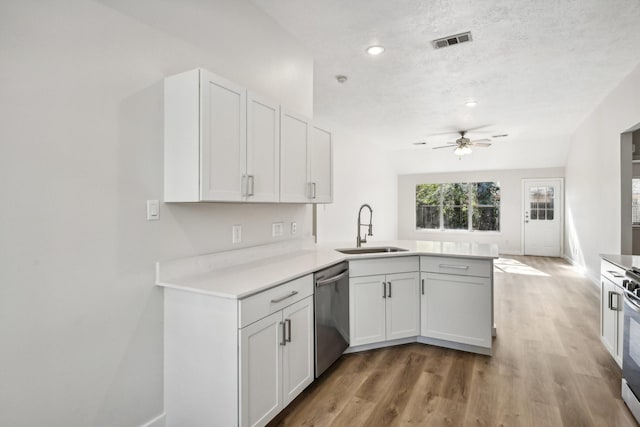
[432,31,472,49]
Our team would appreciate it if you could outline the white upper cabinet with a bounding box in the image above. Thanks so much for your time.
[280,110,310,203]
[200,70,247,201]
[164,69,280,203]
[247,92,280,202]
[164,68,331,204]
[280,110,333,204]
[309,126,333,203]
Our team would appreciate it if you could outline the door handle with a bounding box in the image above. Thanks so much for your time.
[247,175,255,196]
[285,318,292,342]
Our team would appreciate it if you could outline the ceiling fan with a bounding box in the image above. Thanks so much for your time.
[432,130,491,156]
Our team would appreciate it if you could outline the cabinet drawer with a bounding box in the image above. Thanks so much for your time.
[601,259,625,288]
[420,256,491,278]
[239,275,313,328]
[349,256,419,277]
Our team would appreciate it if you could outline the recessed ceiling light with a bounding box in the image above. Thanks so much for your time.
[465,100,478,107]
[366,45,385,56]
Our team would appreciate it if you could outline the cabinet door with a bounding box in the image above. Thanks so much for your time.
[239,311,283,427]
[247,92,280,202]
[386,272,420,340]
[280,110,310,202]
[309,126,332,203]
[200,70,246,201]
[282,296,314,406]
[350,275,387,346]
[601,277,620,360]
[423,273,492,348]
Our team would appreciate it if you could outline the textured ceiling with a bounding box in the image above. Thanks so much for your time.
[252,0,640,171]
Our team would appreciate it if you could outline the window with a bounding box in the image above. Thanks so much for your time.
[416,182,500,231]
[528,186,554,221]
[633,178,640,226]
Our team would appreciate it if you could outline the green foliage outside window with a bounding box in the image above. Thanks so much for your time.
[416,182,500,231]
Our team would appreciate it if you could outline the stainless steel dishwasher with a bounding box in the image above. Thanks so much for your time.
[314,262,350,378]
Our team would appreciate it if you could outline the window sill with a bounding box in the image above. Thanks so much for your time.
[415,229,501,236]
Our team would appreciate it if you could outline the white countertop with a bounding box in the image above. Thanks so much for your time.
[157,240,499,299]
[601,253,640,270]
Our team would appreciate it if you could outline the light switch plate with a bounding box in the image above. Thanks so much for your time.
[232,225,242,244]
[146,200,160,221]
[272,222,284,237]
[291,222,297,235]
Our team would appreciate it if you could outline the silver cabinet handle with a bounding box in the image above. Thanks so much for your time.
[280,321,286,346]
[285,318,292,342]
[382,282,386,299]
[421,278,425,295]
[608,291,615,310]
[608,270,624,278]
[312,182,317,199]
[271,291,298,304]
[609,291,620,311]
[241,175,247,197]
[439,264,469,270]
[388,281,392,298]
[248,175,255,196]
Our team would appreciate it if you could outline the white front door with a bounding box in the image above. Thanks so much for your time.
[522,179,563,257]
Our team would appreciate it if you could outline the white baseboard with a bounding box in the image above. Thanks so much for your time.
[140,413,165,427]
[563,255,599,288]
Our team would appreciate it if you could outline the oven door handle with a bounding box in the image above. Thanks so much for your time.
[315,270,349,287]
[624,292,640,313]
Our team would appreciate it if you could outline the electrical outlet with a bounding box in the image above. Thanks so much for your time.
[232,225,242,244]
[146,200,160,221]
[291,222,297,235]
[272,222,284,237]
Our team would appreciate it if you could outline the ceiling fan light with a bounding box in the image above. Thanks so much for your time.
[462,146,472,154]
[366,45,385,55]
[454,147,465,156]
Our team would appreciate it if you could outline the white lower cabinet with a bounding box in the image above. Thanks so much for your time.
[420,272,492,348]
[239,296,313,427]
[600,259,625,367]
[349,262,420,347]
[164,274,314,427]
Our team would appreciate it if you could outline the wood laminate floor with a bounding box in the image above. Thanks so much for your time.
[268,256,638,427]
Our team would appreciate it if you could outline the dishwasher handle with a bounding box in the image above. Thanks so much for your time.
[315,270,349,287]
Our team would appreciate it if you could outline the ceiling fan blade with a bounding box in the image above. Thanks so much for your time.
[428,130,463,137]
[432,145,456,150]
[469,139,491,144]
[462,124,493,133]
[472,142,492,147]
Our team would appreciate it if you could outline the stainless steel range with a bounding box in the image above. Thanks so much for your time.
[621,267,640,422]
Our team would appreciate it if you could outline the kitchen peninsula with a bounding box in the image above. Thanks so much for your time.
[157,239,498,427]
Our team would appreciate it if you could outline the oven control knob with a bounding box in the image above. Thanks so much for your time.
[624,280,633,290]
[635,287,640,297]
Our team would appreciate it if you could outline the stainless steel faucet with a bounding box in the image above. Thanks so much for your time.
[356,204,373,247]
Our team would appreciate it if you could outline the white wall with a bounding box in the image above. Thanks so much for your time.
[398,168,565,254]
[316,126,398,244]
[0,1,312,426]
[565,62,640,284]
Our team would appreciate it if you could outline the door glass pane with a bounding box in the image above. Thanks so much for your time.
[539,209,546,220]
[531,210,537,220]
[547,209,554,220]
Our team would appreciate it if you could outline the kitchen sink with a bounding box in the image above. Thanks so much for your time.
[336,246,409,255]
